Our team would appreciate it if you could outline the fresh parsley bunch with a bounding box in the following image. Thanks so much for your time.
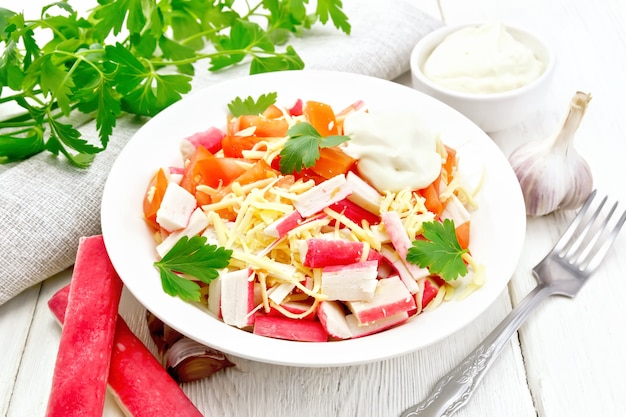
[0,0,350,167]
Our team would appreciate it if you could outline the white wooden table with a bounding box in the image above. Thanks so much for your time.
[3,0,626,416]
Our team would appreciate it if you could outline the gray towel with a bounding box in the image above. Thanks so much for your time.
[0,0,443,305]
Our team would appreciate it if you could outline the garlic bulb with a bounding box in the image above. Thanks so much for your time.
[508,91,593,217]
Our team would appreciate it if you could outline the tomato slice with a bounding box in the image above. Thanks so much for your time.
[455,220,471,250]
[180,145,247,203]
[198,157,247,188]
[238,115,289,137]
[143,168,169,230]
[212,159,277,204]
[443,145,457,182]
[303,101,338,136]
[221,134,262,158]
[417,178,444,218]
[262,104,284,119]
[310,147,356,179]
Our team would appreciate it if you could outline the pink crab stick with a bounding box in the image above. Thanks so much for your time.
[45,235,124,417]
[49,286,204,417]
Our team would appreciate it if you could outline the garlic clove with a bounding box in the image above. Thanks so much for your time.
[146,311,235,382]
[164,337,235,383]
[508,91,593,217]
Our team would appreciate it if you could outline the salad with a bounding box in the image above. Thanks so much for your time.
[143,93,482,342]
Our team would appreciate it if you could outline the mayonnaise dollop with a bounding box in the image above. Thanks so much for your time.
[423,23,544,94]
[342,111,441,193]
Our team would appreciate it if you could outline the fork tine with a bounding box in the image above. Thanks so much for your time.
[584,207,626,273]
[552,190,597,254]
[576,201,617,264]
[562,194,607,259]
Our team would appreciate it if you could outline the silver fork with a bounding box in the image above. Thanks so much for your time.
[400,190,626,417]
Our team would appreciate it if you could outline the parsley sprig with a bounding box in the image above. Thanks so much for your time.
[228,92,277,117]
[406,219,469,282]
[0,0,350,166]
[278,122,350,174]
[153,236,232,302]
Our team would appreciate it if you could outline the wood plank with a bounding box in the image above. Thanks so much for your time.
[5,270,72,417]
[0,285,40,417]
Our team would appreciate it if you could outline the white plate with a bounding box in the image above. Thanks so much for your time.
[101,70,526,367]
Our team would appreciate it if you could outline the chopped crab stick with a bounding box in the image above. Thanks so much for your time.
[346,276,416,324]
[321,260,378,301]
[207,277,222,318]
[381,211,430,285]
[300,238,367,268]
[263,210,303,238]
[328,198,380,226]
[253,314,328,342]
[46,235,124,417]
[293,174,352,217]
[317,301,352,339]
[268,282,296,304]
[157,207,209,256]
[346,311,410,338]
[421,278,440,309]
[379,245,420,294]
[267,301,317,320]
[441,193,472,225]
[48,286,203,417]
[345,171,382,215]
[180,126,225,158]
[220,268,255,328]
[156,181,197,232]
[381,211,412,258]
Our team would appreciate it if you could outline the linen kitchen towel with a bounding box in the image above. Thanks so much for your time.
[0,0,443,305]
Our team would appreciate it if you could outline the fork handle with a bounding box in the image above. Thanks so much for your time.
[400,283,554,417]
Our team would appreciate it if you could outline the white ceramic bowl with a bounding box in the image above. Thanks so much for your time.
[410,24,555,132]
[101,70,527,367]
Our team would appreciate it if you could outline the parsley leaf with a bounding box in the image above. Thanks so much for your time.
[278,121,349,174]
[228,92,278,117]
[316,0,352,34]
[153,235,233,302]
[406,219,469,282]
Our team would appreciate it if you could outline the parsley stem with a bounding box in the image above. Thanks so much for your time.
[179,27,221,46]
[0,121,35,129]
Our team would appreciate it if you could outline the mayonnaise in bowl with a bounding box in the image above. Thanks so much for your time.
[410,22,555,132]
[423,23,545,95]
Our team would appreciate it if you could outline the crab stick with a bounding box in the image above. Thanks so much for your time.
[293,174,352,217]
[321,260,378,301]
[49,285,204,417]
[253,314,328,342]
[45,235,124,417]
[346,276,416,324]
[300,238,366,268]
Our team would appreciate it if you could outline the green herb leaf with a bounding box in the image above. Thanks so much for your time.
[106,42,192,117]
[316,0,351,34]
[228,92,278,117]
[34,54,75,115]
[0,128,45,162]
[249,45,304,73]
[406,219,469,281]
[279,121,350,174]
[153,235,233,302]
